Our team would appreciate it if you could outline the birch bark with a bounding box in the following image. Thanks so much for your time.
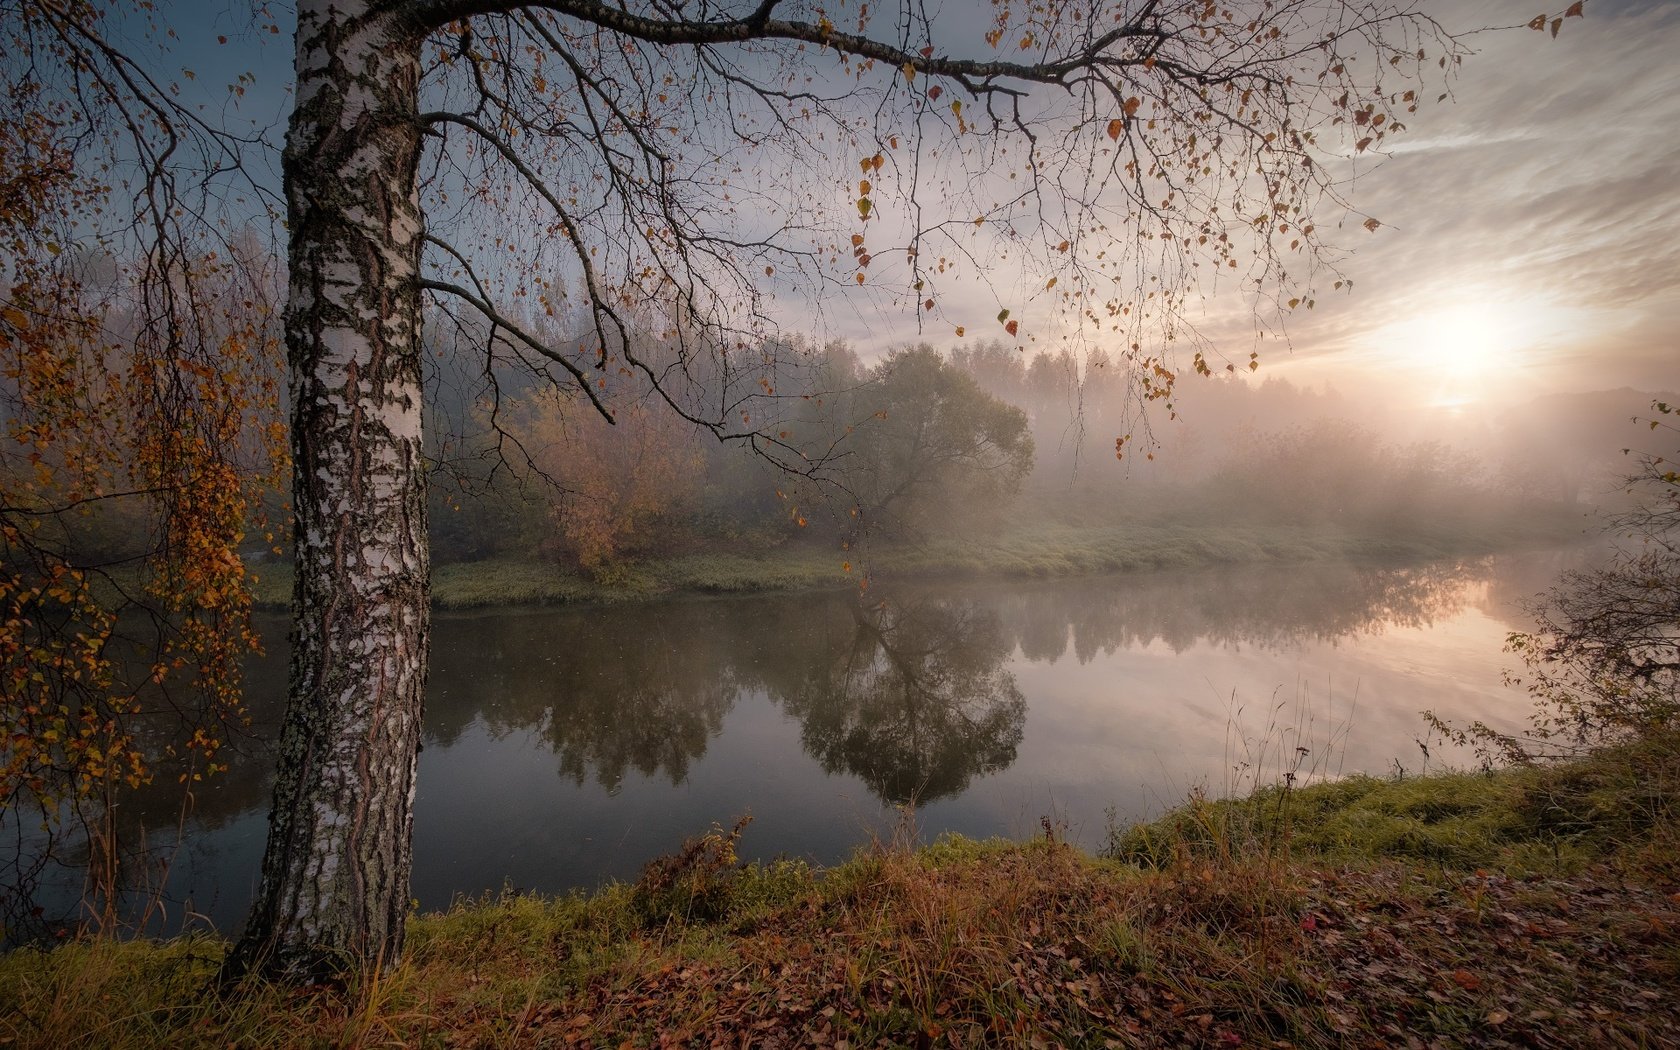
[230,0,430,980]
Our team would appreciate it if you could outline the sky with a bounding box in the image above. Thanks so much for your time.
[154,0,1678,415]
[1255,0,1680,410]
[819,0,1680,414]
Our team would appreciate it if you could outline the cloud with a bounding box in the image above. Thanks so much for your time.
[823,0,1680,402]
[1256,0,1680,399]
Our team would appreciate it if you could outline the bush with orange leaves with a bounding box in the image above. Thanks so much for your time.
[515,388,704,579]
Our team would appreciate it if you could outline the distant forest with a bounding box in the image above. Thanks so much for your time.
[413,326,1667,576]
[40,302,1662,583]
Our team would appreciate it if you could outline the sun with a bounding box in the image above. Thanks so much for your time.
[1363,298,1587,410]
[1407,304,1511,407]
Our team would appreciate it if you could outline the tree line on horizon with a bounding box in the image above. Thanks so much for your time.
[420,324,1641,577]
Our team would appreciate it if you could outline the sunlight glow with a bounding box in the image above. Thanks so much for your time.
[1364,298,1601,408]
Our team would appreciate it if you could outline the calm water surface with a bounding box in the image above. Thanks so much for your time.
[47,550,1581,935]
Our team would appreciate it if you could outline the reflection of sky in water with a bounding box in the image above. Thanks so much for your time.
[9,551,1571,939]
[983,600,1531,844]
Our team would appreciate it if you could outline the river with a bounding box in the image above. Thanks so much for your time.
[12,548,1581,938]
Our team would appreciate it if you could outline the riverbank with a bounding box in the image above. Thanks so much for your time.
[251,514,1588,610]
[4,732,1674,1048]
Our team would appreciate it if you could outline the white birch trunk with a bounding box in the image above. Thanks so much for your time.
[231,0,429,980]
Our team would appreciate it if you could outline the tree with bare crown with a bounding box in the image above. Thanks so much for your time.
[2,0,1590,981]
[234,0,1475,979]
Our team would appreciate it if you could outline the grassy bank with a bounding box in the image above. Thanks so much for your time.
[251,515,1587,610]
[4,733,1674,1048]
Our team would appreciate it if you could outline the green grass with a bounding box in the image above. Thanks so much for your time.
[4,733,1676,1048]
[247,514,1584,611]
[1107,729,1679,875]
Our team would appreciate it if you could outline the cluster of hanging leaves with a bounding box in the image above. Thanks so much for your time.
[0,99,133,807]
[0,10,286,825]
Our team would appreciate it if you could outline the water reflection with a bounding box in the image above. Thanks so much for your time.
[992,559,1481,661]
[772,599,1025,804]
[431,608,741,789]
[171,563,1492,803]
[6,550,1578,935]
[427,594,1026,805]
[420,560,1486,799]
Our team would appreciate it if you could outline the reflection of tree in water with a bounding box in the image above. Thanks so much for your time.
[427,606,738,789]
[540,664,734,790]
[108,560,1501,816]
[992,559,1485,661]
[12,555,1533,938]
[769,597,1025,805]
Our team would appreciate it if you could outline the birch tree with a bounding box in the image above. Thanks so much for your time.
[228,0,1481,979]
[5,0,1584,980]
